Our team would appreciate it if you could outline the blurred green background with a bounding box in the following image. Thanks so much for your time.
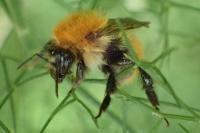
[0,0,200,133]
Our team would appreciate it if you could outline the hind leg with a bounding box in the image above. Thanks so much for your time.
[95,65,117,118]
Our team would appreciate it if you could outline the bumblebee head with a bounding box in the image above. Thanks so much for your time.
[18,40,75,97]
[44,41,75,97]
[47,46,75,83]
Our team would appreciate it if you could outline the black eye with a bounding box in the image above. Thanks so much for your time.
[49,49,56,55]
[51,50,55,55]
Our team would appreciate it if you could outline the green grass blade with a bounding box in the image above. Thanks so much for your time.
[151,47,177,64]
[140,63,200,119]
[84,78,106,84]
[79,89,136,133]
[117,95,200,114]
[77,0,85,10]
[162,113,198,122]
[179,100,200,119]
[116,64,137,80]
[161,10,170,67]
[0,0,12,20]
[73,93,99,128]
[16,71,48,86]
[13,71,27,84]
[0,72,47,109]
[0,119,12,133]
[85,77,200,118]
[148,64,181,107]
[116,19,139,63]
[90,0,100,9]
[162,6,169,51]
[118,89,158,112]
[170,1,200,12]
[0,28,14,50]
[148,119,162,133]
[118,89,199,122]
[84,64,136,84]
[1,59,17,133]
[122,101,128,133]
[168,30,200,42]
[53,0,75,11]
[0,86,15,110]
[178,123,190,133]
[2,60,10,87]
[40,95,74,133]
[156,1,170,67]
[59,99,76,110]
[0,54,20,63]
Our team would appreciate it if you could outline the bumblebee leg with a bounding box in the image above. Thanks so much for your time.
[76,60,86,82]
[138,67,169,126]
[68,60,86,95]
[138,67,159,109]
[55,68,59,98]
[95,65,117,118]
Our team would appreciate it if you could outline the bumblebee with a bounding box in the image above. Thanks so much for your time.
[18,11,164,120]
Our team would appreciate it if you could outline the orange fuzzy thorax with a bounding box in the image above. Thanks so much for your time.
[53,11,107,49]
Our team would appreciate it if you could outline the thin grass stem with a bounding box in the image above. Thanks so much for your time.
[151,47,177,64]
[170,1,200,12]
[178,123,190,133]
[16,72,48,86]
[117,95,200,114]
[147,64,181,107]
[162,113,198,122]
[73,93,99,128]
[118,89,199,122]
[40,97,75,133]
[0,119,12,133]
[1,59,17,133]
[0,72,48,109]
[116,20,139,63]
[148,119,162,133]
[90,0,100,9]
[79,89,136,133]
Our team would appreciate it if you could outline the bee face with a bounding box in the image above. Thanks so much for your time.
[48,46,75,83]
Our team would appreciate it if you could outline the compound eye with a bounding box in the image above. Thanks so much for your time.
[49,49,56,56]
[51,50,55,55]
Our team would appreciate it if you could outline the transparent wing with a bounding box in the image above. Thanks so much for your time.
[98,18,150,35]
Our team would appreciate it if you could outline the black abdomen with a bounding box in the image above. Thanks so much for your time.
[104,39,124,65]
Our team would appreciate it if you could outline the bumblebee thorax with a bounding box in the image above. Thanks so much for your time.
[53,11,107,48]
